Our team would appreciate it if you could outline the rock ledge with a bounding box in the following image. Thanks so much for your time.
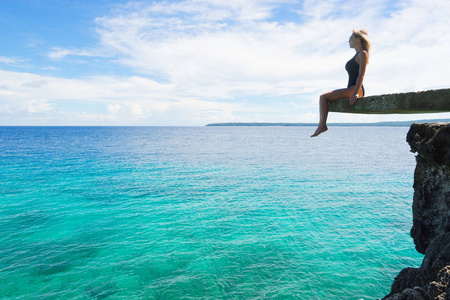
[329,88,450,114]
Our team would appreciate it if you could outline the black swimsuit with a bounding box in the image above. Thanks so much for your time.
[345,51,365,96]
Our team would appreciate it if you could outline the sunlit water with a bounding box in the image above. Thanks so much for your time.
[0,126,423,299]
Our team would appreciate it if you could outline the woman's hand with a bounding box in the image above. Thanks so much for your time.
[350,93,358,105]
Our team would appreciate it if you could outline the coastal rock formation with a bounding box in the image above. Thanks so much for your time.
[383,123,450,300]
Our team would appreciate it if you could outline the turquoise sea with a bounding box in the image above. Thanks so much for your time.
[0,126,423,299]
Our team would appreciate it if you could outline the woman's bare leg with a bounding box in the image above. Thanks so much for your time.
[310,87,357,137]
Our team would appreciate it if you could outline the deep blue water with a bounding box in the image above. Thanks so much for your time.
[0,126,423,299]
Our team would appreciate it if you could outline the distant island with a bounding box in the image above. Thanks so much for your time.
[206,119,450,127]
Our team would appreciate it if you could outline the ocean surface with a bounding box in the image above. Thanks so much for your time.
[0,126,423,299]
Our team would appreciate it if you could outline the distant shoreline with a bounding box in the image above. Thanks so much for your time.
[206,119,450,127]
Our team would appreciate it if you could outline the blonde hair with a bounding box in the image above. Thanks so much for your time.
[352,29,372,53]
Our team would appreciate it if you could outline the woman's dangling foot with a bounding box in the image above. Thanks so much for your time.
[310,125,328,137]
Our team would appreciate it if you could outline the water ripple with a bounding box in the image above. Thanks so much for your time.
[0,126,422,299]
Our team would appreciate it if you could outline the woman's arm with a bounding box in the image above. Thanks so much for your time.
[350,50,368,105]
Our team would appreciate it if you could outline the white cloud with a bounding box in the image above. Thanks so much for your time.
[22,80,48,88]
[0,56,24,65]
[97,0,450,95]
[0,69,253,125]
[95,1,351,104]
[107,104,122,114]
[1,0,450,125]
[47,47,109,59]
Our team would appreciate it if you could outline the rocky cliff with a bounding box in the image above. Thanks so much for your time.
[383,123,450,300]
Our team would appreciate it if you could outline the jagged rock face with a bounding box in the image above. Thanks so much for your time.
[428,266,450,299]
[407,123,450,254]
[383,123,450,300]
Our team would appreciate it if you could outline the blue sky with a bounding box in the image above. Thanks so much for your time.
[1,0,449,126]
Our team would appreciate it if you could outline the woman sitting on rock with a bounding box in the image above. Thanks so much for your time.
[311,29,372,137]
